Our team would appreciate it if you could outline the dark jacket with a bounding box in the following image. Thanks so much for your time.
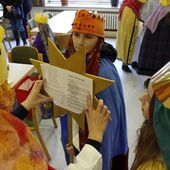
[23,0,32,13]
[100,42,117,62]
[0,0,23,19]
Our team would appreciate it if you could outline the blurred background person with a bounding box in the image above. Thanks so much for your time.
[0,0,27,46]
[33,13,59,62]
[134,0,170,87]
[22,0,32,39]
[116,0,148,73]
[131,0,159,68]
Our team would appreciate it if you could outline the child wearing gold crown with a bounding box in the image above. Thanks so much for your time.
[131,61,170,170]
[61,9,128,170]
[33,13,59,62]
[0,26,110,170]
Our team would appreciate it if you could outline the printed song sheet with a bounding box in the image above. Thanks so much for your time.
[41,64,93,114]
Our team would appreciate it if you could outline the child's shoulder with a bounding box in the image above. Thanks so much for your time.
[100,42,117,62]
[99,59,119,81]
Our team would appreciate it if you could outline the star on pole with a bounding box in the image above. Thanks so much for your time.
[30,38,114,159]
[31,38,114,128]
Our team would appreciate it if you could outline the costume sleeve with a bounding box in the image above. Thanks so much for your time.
[65,144,102,170]
[12,104,29,120]
[96,59,128,170]
[86,139,101,151]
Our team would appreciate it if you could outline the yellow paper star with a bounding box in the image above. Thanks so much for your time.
[31,38,114,128]
[30,38,114,151]
[31,38,114,162]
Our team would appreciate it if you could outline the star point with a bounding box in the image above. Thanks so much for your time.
[30,38,114,130]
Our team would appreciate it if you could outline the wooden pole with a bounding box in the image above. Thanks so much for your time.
[68,113,74,163]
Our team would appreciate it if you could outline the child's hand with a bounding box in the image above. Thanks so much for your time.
[85,95,110,143]
[21,79,52,111]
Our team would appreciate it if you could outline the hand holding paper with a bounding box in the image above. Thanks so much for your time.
[41,63,93,114]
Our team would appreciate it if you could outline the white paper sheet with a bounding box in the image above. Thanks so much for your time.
[18,78,35,91]
[41,64,93,114]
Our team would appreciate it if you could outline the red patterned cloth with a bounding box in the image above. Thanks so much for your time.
[0,108,49,170]
[119,0,143,20]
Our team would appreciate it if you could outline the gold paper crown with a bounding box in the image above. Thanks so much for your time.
[72,10,105,37]
[34,13,48,24]
[0,26,8,86]
[159,0,170,6]
[148,62,170,109]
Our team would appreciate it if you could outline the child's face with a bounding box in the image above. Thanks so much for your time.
[139,93,150,120]
[72,32,99,56]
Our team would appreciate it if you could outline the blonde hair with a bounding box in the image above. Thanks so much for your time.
[0,81,15,112]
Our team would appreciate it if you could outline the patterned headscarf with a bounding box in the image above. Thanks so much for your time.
[64,33,104,76]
